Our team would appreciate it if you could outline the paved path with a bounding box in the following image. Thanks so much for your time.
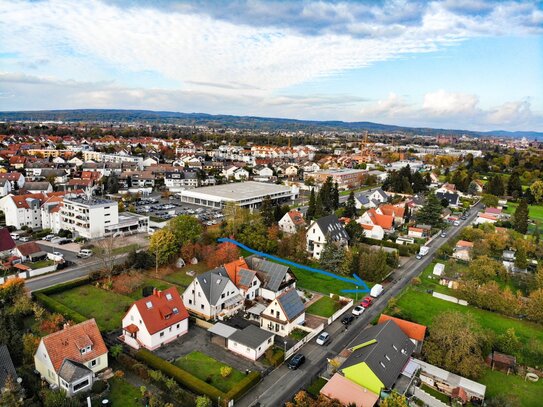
[237,203,482,407]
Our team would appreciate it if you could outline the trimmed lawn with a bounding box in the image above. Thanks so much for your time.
[306,377,328,397]
[290,328,309,341]
[50,285,133,331]
[417,261,468,296]
[391,288,543,366]
[481,369,543,407]
[28,259,56,269]
[504,202,543,223]
[174,351,244,393]
[107,377,141,407]
[420,384,450,404]
[306,296,341,318]
[163,263,210,288]
[126,277,178,300]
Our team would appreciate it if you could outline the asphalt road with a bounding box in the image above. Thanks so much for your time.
[239,202,482,407]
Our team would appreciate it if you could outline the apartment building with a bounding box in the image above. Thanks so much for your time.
[61,197,119,239]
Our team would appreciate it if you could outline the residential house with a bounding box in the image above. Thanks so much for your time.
[0,179,11,197]
[41,196,64,234]
[182,268,243,320]
[23,181,53,194]
[360,224,385,241]
[121,287,189,350]
[0,171,25,190]
[253,165,274,180]
[0,193,45,229]
[306,214,350,259]
[377,204,405,226]
[0,345,17,391]
[452,240,474,262]
[474,212,498,225]
[354,188,388,209]
[433,263,445,276]
[164,171,199,191]
[436,191,460,208]
[278,210,305,234]
[357,208,394,234]
[61,197,119,239]
[227,325,275,361]
[320,372,379,407]
[233,167,250,181]
[408,227,425,238]
[338,319,415,396]
[34,319,108,397]
[245,255,297,300]
[223,257,262,300]
[260,288,305,337]
[0,228,16,257]
[436,183,456,194]
[377,314,427,354]
[13,242,47,263]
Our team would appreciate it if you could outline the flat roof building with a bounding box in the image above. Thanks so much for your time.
[179,181,297,208]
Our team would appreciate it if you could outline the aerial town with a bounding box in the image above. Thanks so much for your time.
[0,118,541,407]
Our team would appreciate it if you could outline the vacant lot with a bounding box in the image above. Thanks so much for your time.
[481,369,543,407]
[504,202,543,223]
[50,285,133,331]
[174,351,245,393]
[162,262,210,288]
[391,288,543,366]
[306,296,341,318]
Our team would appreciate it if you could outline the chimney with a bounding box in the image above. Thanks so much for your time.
[63,322,70,330]
[152,288,157,297]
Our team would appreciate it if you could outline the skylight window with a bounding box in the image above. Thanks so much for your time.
[173,307,179,314]
[146,301,153,309]
[165,293,173,301]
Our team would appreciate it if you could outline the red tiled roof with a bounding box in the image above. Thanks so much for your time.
[128,287,188,335]
[0,228,16,252]
[0,172,23,181]
[409,227,423,232]
[366,208,393,229]
[41,319,107,373]
[456,240,474,248]
[15,242,43,256]
[379,204,405,218]
[10,193,46,209]
[287,210,305,226]
[378,314,427,341]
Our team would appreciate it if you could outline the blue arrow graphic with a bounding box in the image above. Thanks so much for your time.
[217,237,370,294]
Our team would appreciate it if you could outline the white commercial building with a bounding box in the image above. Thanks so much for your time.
[61,197,119,239]
[179,181,297,209]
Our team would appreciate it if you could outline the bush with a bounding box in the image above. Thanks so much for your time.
[224,371,261,401]
[411,277,421,286]
[91,380,108,394]
[34,293,87,324]
[117,353,138,370]
[133,363,150,380]
[135,349,225,401]
[264,348,284,367]
[220,366,232,378]
[32,277,90,297]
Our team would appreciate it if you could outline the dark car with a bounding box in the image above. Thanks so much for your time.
[58,239,72,245]
[287,354,305,370]
[341,315,354,325]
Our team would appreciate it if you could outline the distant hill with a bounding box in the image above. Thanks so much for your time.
[0,109,541,139]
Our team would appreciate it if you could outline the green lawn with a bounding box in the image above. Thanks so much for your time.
[112,243,141,255]
[420,384,450,404]
[481,369,543,407]
[162,263,210,288]
[107,377,141,407]
[417,262,468,296]
[126,277,177,300]
[391,288,543,366]
[504,202,543,223]
[289,328,309,341]
[174,351,245,393]
[306,377,328,397]
[306,296,341,318]
[50,285,134,331]
[28,259,56,269]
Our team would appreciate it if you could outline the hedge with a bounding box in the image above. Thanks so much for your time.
[225,371,261,401]
[32,277,91,297]
[135,349,225,402]
[34,292,87,324]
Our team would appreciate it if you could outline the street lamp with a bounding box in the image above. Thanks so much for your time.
[284,340,287,354]
[355,285,358,303]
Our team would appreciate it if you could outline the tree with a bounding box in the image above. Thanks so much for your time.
[468,180,481,196]
[0,375,24,407]
[105,173,120,194]
[526,288,543,323]
[530,180,543,203]
[496,328,520,355]
[411,172,427,193]
[195,396,212,407]
[486,174,505,197]
[168,215,202,246]
[424,311,486,379]
[514,245,528,270]
[507,173,523,199]
[22,332,40,364]
[314,190,325,218]
[306,189,316,219]
[149,228,178,266]
[465,256,504,283]
[260,195,275,227]
[513,199,529,234]
[94,236,118,281]
[332,182,339,210]
[416,193,443,227]
[381,391,408,407]
[481,194,499,208]
[319,242,346,274]
[344,191,356,219]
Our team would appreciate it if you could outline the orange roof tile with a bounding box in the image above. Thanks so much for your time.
[41,319,107,373]
[378,314,427,341]
[367,208,393,229]
[456,240,474,248]
[379,204,405,218]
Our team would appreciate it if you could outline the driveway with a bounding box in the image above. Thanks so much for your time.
[153,324,266,373]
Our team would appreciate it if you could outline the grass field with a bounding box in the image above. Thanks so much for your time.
[162,263,210,288]
[50,285,133,331]
[391,288,543,366]
[28,259,56,269]
[174,351,244,393]
[106,378,141,407]
[481,369,543,407]
[504,202,543,223]
[306,377,327,397]
[306,296,341,317]
[126,277,178,300]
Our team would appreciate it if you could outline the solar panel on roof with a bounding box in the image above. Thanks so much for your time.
[279,290,304,320]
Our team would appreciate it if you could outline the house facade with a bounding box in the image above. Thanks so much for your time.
[121,287,189,350]
[260,289,305,337]
[34,319,108,397]
[306,214,349,259]
[278,210,305,234]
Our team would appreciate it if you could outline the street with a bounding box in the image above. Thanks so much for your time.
[239,202,482,407]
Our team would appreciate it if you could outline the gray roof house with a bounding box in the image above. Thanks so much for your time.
[340,319,415,393]
[0,344,17,390]
[58,359,94,394]
[260,288,306,337]
[354,187,389,209]
[245,255,296,298]
[306,214,350,259]
[436,191,460,207]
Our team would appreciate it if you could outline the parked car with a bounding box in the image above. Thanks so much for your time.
[44,234,55,241]
[287,354,305,370]
[361,296,373,308]
[352,306,365,316]
[370,284,384,298]
[316,332,330,345]
[19,236,31,242]
[440,232,447,238]
[453,220,461,226]
[341,315,354,325]
[77,249,93,258]
[52,251,64,257]
[58,239,72,245]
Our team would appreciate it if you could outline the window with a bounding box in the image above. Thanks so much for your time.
[176,324,180,329]
[169,327,172,332]
[385,354,390,361]
[200,304,204,309]
[146,301,153,309]
[392,344,398,351]
[130,315,134,321]
[73,379,90,392]
[268,338,272,343]
[160,332,164,337]
[166,293,173,301]
[91,359,97,367]
[188,299,192,304]
[198,292,201,297]
[221,293,225,299]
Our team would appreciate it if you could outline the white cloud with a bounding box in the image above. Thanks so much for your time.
[422,90,480,116]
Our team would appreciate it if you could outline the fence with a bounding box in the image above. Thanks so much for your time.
[327,295,353,325]
[0,264,58,284]
[432,292,468,306]
[412,387,449,407]
[285,322,325,359]
[193,317,214,329]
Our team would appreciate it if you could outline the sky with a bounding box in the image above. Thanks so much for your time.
[0,0,542,131]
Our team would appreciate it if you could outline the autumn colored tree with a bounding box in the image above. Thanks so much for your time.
[149,228,179,266]
[205,242,240,268]
[526,289,543,323]
[381,392,408,407]
[40,313,66,335]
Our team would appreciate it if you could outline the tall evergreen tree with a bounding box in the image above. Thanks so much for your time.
[344,191,357,219]
[515,245,528,270]
[260,195,275,227]
[486,174,505,197]
[416,193,443,227]
[513,199,529,234]
[314,190,325,218]
[507,173,523,199]
[307,189,316,219]
[412,172,427,193]
[332,182,340,210]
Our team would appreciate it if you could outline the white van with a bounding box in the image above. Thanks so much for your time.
[77,249,93,258]
[370,284,384,298]
[10,232,20,240]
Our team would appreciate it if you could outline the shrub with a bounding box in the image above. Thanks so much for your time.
[411,277,421,286]
[112,273,144,295]
[133,363,150,380]
[220,366,232,378]
[91,380,108,394]
[117,353,138,370]
[265,348,284,367]
[135,349,225,401]
[32,277,90,297]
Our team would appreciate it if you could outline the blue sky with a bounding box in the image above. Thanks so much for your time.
[0,0,542,131]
